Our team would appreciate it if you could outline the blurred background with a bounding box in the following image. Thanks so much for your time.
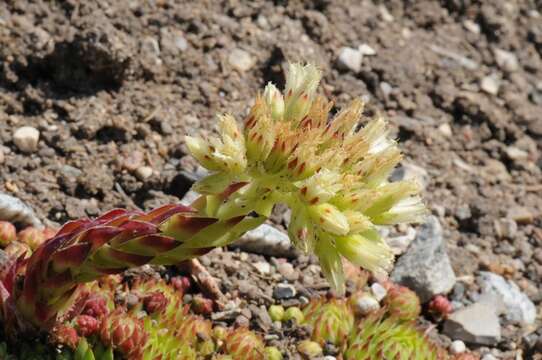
[0,1,541,357]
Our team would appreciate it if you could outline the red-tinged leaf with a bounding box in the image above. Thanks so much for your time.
[55,219,93,238]
[115,235,179,255]
[78,227,123,250]
[219,181,249,200]
[111,220,157,245]
[95,209,134,224]
[159,214,218,239]
[135,204,195,224]
[107,248,153,267]
[50,243,91,272]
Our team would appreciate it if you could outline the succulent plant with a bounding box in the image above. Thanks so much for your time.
[17,226,46,251]
[1,62,424,334]
[283,306,304,324]
[223,327,265,360]
[383,284,421,322]
[302,297,354,347]
[297,340,323,358]
[344,312,448,360]
[99,309,148,359]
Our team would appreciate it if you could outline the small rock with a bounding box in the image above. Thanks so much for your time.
[378,5,394,22]
[358,44,376,56]
[390,162,429,190]
[353,293,380,315]
[253,261,271,275]
[480,75,500,95]
[370,283,387,302]
[494,48,519,72]
[507,206,534,224]
[228,48,255,72]
[449,340,467,354]
[135,166,153,180]
[0,148,4,164]
[384,227,417,255]
[337,47,363,73]
[379,82,393,97]
[463,19,480,34]
[443,302,501,345]
[505,147,529,165]
[481,354,498,360]
[273,284,296,300]
[233,224,297,258]
[180,190,200,206]
[13,126,40,153]
[438,123,453,137]
[493,218,517,238]
[391,216,456,302]
[277,262,298,281]
[478,271,537,325]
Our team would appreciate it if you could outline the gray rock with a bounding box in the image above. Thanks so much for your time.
[233,224,297,258]
[477,271,537,325]
[337,47,363,73]
[494,48,519,72]
[13,126,40,153]
[443,302,501,345]
[0,193,42,227]
[480,75,500,95]
[390,162,429,190]
[273,283,296,300]
[228,48,255,72]
[391,216,456,302]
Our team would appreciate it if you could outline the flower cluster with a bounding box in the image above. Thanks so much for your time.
[186,63,425,294]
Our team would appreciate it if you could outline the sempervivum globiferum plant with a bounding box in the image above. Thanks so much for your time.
[0,63,434,358]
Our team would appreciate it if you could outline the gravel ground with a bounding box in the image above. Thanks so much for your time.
[0,1,541,358]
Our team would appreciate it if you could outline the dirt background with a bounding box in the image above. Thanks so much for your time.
[0,0,541,358]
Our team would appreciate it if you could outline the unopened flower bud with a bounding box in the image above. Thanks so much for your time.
[428,295,453,320]
[18,227,46,250]
[144,291,168,314]
[192,295,213,315]
[171,276,192,294]
[75,315,99,336]
[0,221,16,247]
[263,83,285,121]
[309,203,349,236]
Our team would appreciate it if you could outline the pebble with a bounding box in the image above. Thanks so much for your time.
[384,226,417,255]
[443,302,501,345]
[493,218,517,239]
[370,283,387,302]
[135,166,153,180]
[233,224,297,258]
[337,47,363,73]
[463,19,480,34]
[438,123,453,137]
[506,206,534,225]
[253,261,271,275]
[277,262,298,281]
[390,162,429,190]
[358,43,376,56]
[494,48,519,72]
[480,75,500,95]
[505,146,529,161]
[273,284,296,300]
[449,340,467,354]
[0,148,4,164]
[228,48,255,72]
[13,126,40,153]
[481,354,498,360]
[391,216,456,302]
[353,293,380,315]
[478,271,536,325]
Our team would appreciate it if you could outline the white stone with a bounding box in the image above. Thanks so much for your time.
[228,48,255,72]
[481,355,498,360]
[480,75,500,95]
[13,126,40,153]
[385,226,417,255]
[135,166,153,180]
[253,261,271,275]
[463,19,480,34]
[478,271,537,325]
[443,302,501,345]
[234,224,297,258]
[449,340,467,354]
[438,123,453,137]
[370,283,387,302]
[337,47,363,73]
[353,293,380,315]
[494,48,519,72]
[505,146,529,161]
[358,43,376,56]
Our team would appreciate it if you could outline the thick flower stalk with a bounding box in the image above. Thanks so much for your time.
[187,62,425,294]
[3,198,264,330]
